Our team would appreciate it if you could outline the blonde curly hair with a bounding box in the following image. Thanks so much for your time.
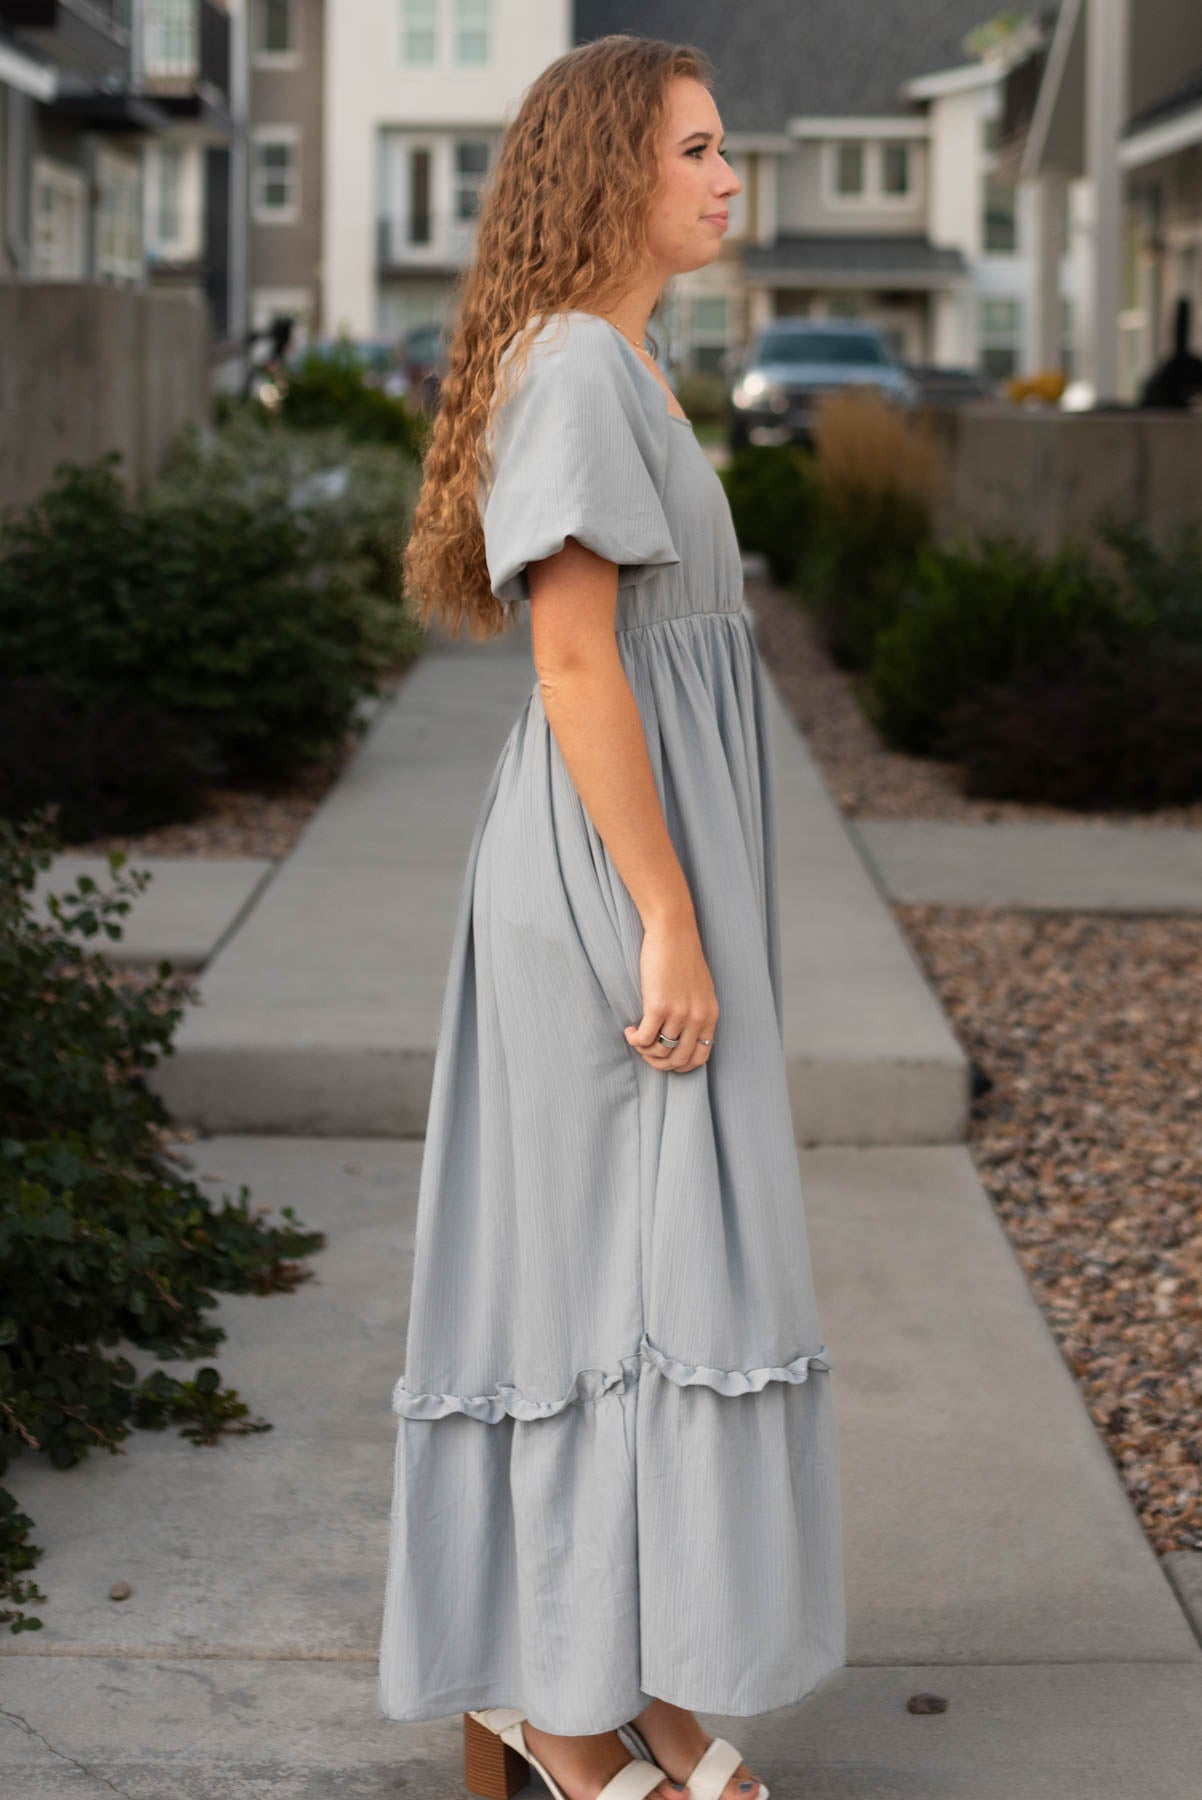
[400,32,713,641]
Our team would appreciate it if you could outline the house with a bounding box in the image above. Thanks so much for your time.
[575,0,1056,381]
[1012,0,1202,403]
[322,0,571,344]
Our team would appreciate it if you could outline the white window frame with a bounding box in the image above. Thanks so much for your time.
[452,0,490,66]
[822,138,921,210]
[32,157,86,279]
[979,294,1023,379]
[252,0,300,68]
[143,0,198,80]
[398,0,492,67]
[96,146,143,283]
[452,136,491,223]
[154,140,185,248]
[251,125,300,225]
[399,0,439,65]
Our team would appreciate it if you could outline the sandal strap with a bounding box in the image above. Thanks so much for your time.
[687,1735,745,1800]
[599,1757,672,1800]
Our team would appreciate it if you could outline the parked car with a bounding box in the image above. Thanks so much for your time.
[726,319,919,451]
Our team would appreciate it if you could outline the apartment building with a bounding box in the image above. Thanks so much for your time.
[245,0,321,342]
[0,0,244,338]
[323,0,570,343]
[0,0,148,283]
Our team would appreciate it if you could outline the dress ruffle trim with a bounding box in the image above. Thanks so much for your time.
[391,1333,831,1421]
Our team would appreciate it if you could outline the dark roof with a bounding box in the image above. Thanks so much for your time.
[742,231,968,283]
[574,0,1009,131]
[1124,65,1202,137]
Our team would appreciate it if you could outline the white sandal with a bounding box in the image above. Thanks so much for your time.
[619,1719,770,1800]
[464,1707,672,1800]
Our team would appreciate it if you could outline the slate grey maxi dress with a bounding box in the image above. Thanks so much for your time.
[378,309,846,1738]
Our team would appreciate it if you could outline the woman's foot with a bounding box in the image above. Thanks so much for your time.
[630,1699,764,1798]
[521,1721,686,1800]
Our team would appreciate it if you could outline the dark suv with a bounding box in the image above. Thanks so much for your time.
[726,319,919,451]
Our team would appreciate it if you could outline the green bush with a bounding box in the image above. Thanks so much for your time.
[943,634,1202,808]
[865,532,1127,755]
[0,810,326,1633]
[720,445,818,585]
[279,339,427,456]
[0,424,424,830]
[801,484,932,670]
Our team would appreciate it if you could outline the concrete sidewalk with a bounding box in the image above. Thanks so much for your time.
[150,612,969,1146]
[853,818,1202,913]
[3,1134,1199,1795]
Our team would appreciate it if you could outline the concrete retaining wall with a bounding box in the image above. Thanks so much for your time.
[925,403,1202,558]
[0,282,210,511]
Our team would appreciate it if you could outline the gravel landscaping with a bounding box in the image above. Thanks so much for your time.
[750,572,1202,1562]
[899,904,1202,1558]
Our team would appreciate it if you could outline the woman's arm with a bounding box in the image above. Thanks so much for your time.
[527,535,718,1073]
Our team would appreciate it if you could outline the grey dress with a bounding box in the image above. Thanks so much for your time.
[378,309,846,1737]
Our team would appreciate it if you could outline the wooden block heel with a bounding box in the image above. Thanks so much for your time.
[463,1709,530,1798]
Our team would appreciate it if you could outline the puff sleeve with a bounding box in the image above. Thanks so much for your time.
[480,319,681,604]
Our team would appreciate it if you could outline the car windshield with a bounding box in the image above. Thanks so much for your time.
[754,330,891,367]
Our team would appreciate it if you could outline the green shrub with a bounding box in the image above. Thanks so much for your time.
[0,428,424,829]
[801,485,932,670]
[0,678,220,840]
[720,444,818,585]
[279,339,427,456]
[0,810,326,1632]
[800,387,940,668]
[1098,513,1202,645]
[865,532,1127,755]
[943,635,1202,808]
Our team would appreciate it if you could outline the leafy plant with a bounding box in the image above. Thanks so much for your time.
[0,810,326,1632]
[865,532,1128,754]
[720,444,818,585]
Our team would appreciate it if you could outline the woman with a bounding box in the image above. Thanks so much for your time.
[378,34,846,1800]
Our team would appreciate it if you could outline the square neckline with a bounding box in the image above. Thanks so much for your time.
[568,310,696,431]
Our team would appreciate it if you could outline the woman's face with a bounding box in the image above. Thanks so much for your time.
[644,75,741,277]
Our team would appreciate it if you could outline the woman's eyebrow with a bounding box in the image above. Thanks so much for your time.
[679,129,727,148]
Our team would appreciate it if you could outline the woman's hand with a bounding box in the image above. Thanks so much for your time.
[624,909,719,1073]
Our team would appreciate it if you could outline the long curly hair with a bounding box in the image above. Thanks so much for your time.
[401,33,713,641]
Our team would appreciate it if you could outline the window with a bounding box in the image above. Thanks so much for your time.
[254,0,296,59]
[881,142,910,198]
[835,141,864,196]
[33,159,86,279]
[408,146,432,243]
[826,137,920,207]
[979,295,1022,378]
[156,142,183,243]
[454,0,489,64]
[252,129,299,221]
[97,150,143,282]
[400,0,438,63]
[983,172,1018,253]
[690,294,730,375]
[453,139,490,220]
[144,0,197,77]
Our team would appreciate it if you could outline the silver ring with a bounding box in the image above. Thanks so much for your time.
[698,1036,713,1045]
[656,1033,680,1046]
